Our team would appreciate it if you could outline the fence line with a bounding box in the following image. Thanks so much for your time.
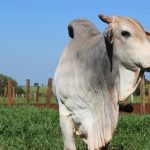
[0,78,150,113]
[0,78,53,106]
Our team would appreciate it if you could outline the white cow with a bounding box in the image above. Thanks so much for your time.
[53,14,150,150]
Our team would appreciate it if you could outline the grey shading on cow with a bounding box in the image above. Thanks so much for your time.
[53,14,150,150]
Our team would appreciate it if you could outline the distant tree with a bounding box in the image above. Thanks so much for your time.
[34,83,39,87]
[0,74,25,96]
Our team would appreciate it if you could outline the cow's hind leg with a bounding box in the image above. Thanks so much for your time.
[60,115,76,150]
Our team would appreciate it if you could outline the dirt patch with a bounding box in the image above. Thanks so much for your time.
[132,104,150,114]
[3,103,59,110]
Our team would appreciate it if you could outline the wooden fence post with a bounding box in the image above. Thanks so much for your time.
[35,86,40,102]
[46,78,52,104]
[148,84,150,106]
[7,80,14,106]
[140,75,145,114]
[26,79,30,103]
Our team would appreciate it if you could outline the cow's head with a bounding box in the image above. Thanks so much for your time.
[99,14,150,72]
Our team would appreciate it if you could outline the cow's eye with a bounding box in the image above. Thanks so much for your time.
[121,31,131,38]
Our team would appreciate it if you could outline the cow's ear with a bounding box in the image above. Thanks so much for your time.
[104,27,113,44]
[145,31,150,41]
[104,27,113,72]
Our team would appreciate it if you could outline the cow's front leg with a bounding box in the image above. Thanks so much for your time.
[60,115,76,150]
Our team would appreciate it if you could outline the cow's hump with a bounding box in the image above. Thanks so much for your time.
[68,19,100,39]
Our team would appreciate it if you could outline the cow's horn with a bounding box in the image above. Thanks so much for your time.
[98,14,113,24]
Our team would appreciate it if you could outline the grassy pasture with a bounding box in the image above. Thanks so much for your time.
[0,107,150,150]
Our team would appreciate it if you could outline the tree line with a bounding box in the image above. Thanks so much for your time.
[0,74,25,96]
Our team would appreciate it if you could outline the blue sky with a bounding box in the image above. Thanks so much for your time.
[0,0,150,85]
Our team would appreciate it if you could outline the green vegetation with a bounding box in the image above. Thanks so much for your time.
[110,115,150,150]
[0,107,62,150]
[0,107,150,150]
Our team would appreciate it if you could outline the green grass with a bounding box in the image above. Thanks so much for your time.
[0,107,150,150]
[109,115,150,150]
[0,107,63,150]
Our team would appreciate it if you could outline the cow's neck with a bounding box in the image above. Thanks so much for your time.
[115,59,141,101]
